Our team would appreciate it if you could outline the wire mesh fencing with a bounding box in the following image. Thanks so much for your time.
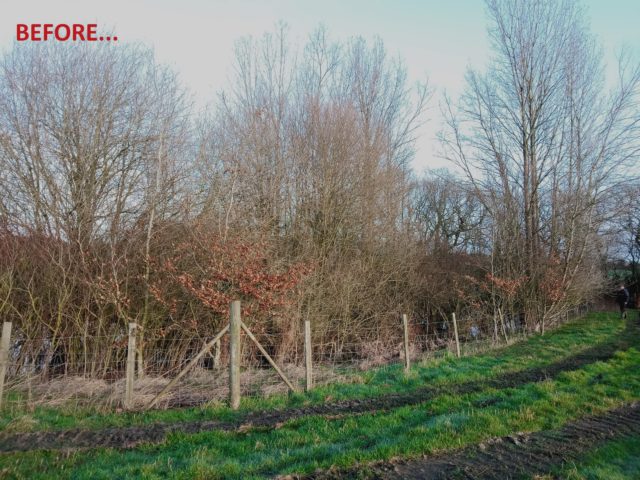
[0,303,591,413]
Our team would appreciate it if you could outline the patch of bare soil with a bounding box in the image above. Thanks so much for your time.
[302,402,640,479]
[0,317,635,454]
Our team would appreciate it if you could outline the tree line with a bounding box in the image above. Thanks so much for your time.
[0,0,638,376]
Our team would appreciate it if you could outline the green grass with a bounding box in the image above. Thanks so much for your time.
[542,435,640,479]
[0,311,638,479]
[2,344,639,479]
[0,311,630,434]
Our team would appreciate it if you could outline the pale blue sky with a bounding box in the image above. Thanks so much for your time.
[1,0,638,171]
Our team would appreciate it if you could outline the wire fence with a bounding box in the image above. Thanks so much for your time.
[0,304,592,412]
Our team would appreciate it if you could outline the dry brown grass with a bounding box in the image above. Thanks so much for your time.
[3,338,463,411]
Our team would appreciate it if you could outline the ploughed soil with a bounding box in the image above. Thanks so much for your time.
[0,316,636,454]
[301,402,640,479]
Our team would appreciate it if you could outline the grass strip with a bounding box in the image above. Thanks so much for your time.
[0,312,630,434]
[1,333,638,478]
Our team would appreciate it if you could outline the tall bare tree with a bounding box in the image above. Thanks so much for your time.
[0,42,192,375]
[440,0,640,330]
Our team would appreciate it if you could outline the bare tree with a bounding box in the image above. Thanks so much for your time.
[197,25,430,348]
[410,170,486,252]
[0,42,192,376]
[440,0,640,330]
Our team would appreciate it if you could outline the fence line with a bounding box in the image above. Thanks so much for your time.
[0,304,593,412]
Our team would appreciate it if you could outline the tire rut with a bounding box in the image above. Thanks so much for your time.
[325,402,640,480]
[0,316,636,454]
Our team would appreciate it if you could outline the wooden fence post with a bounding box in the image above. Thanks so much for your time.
[0,322,12,410]
[125,322,136,409]
[229,300,241,410]
[452,313,461,358]
[304,320,313,391]
[402,314,410,372]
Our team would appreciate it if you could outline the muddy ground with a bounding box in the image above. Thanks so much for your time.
[302,402,640,479]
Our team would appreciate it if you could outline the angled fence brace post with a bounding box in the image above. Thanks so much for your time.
[229,300,241,410]
[0,322,12,410]
[241,321,297,393]
[147,324,229,409]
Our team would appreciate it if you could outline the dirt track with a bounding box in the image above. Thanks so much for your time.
[0,317,634,454]
[304,402,640,479]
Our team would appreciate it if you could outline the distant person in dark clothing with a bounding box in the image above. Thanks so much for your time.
[616,284,629,319]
